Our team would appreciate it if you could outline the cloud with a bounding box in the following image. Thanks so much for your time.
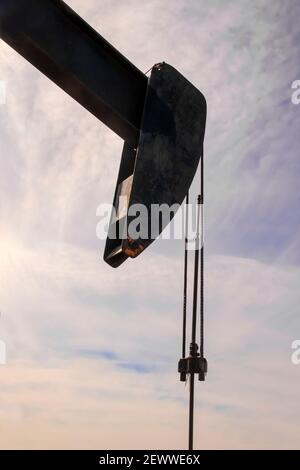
[0,0,300,450]
[0,233,299,449]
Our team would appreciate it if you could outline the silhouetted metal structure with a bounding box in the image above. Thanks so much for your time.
[0,0,207,450]
[0,0,146,147]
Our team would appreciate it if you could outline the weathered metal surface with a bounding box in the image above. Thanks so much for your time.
[0,0,147,147]
[104,63,207,267]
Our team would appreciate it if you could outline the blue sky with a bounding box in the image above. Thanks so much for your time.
[0,0,300,449]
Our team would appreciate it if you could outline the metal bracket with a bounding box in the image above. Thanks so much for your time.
[178,342,208,382]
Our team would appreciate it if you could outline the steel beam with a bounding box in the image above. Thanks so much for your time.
[0,0,148,147]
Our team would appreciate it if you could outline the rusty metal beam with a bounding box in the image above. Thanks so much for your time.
[0,0,147,147]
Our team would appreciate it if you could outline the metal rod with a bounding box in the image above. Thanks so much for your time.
[200,153,204,357]
[188,193,202,451]
[188,372,195,451]
[0,0,147,147]
[191,194,201,344]
[182,193,189,359]
[200,245,204,357]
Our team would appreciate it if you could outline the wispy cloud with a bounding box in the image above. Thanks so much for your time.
[0,0,300,450]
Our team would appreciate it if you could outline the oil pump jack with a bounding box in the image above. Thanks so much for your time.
[0,0,207,450]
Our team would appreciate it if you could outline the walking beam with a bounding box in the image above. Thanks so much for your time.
[0,0,147,147]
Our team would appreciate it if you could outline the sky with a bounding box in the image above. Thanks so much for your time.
[0,0,300,450]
